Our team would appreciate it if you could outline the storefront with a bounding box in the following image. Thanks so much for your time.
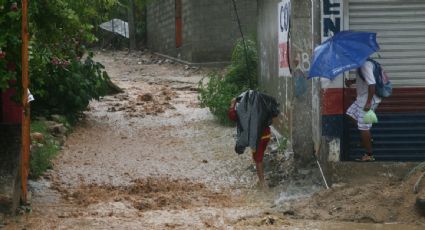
[322,0,425,161]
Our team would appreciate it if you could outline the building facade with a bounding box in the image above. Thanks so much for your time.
[146,0,257,64]
[258,0,425,162]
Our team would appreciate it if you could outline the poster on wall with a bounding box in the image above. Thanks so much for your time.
[278,0,291,77]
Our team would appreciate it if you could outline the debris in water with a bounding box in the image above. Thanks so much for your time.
[138,93,153,102]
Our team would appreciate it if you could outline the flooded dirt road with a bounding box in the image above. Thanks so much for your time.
[2,51,424,229]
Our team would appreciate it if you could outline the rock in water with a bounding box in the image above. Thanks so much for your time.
[416,197,425,215]
[31,132,45,143]
[138,93,153,102]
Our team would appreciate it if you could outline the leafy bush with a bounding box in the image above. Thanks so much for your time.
[30,52,109,120]
[0,0,115,178]
[27,1,114,120]
[31,0,104,46]
[0,1,23,91]
[198,38,258,125]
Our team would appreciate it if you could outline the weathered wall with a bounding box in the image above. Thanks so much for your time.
[147,0,257,63]
[258,0,319,162]
[190,0,257,63]
[0,125,21,214]
[146,0,180,57]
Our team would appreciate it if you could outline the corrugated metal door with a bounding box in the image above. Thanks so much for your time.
[343,0,425,161]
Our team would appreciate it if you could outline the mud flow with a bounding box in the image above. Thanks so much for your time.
[62,177,234,211]
[2,51,424,229]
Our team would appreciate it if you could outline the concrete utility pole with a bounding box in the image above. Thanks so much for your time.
[127,0,137,51]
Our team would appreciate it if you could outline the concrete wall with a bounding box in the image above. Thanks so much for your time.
[147,0,257,64]
[258,0,320,162]
[0,125,21,214]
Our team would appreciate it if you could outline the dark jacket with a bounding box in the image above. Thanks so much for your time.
[233,90,279,154]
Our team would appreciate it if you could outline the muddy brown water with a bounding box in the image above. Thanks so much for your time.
[2,51,424,229]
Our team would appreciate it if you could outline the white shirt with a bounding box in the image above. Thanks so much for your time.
[355,61,382,106]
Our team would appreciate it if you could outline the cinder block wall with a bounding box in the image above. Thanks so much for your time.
[180,0,194,61]
[146,0,257,64]
[146,0,177,57]
[189,0,257,63]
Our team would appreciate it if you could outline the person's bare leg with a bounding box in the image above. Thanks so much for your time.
[255,161,265,187]
[360,130,372,154]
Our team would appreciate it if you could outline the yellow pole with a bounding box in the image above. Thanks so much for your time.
[21,0,30,203]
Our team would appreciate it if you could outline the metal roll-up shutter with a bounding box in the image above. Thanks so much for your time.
[348,0,425,87]
[343,0,425,161]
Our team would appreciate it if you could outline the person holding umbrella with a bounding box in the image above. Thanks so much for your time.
[345,59,381,161]
[308,31,381,161]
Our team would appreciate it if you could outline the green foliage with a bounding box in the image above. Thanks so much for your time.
[30,52,109,120]
[28,1,111,119]
[30,142,59,179]
[132,0,155,42]
[277,136,288,154]
[198,38,258,125]
[0,0,115,177]
[227,39,258,87]
[67,0,120,26]
[198,73,242,125]
[29,120,61,179]
[0,0,22,91]
[0,1,113,120]
[30,0,99,58]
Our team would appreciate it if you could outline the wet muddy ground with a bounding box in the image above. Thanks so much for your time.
[2,51,425,229]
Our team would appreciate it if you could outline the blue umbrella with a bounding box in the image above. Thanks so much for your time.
[308,31,380,79]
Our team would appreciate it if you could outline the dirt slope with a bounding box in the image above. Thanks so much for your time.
[289,172,425,225]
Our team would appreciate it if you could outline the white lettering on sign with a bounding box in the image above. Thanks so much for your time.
[321,0,344,89]
[278,0,291,77]
[321,0,343,42]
